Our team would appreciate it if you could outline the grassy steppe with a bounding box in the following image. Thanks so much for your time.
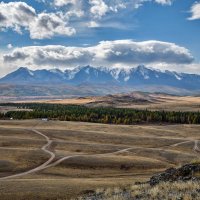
[0,120,200,199]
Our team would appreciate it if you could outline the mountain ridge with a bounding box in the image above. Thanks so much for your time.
[1,65,200,96]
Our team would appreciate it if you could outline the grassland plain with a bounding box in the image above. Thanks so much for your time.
[0,120,200,199]
[13,93,200,112]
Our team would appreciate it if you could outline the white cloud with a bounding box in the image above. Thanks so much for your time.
[152,62,200,74]
[89,0,109,18]
[0,2,36,34]
[29,12,75,39]
[0,2,75,39]
[188,2,200,20]
[87,21,100,28]
[0,58,16,78]
[0,0,176,38]
[93,40,193,65]
[54,0,78,7]
[154,0,172,5]
[7,44,13,49]
[2,40,193,69]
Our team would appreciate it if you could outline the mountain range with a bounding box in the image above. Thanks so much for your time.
[1,65,200,96]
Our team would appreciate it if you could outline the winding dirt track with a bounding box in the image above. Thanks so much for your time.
[0,129,135,180]
[170,139,200,154]
[0,128,200,180]
[170,140,193,147]
[193,140,200,152]
[43,147,134,170]
[0,129,55,180]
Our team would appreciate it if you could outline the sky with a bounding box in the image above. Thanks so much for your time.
[0,0,200,77]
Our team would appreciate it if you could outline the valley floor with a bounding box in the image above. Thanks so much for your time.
[0,120,200,199]
[10,93,200,112]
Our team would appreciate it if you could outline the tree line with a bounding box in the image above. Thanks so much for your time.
[0,103,200,124]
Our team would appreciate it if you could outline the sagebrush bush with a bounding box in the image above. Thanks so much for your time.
[79,180,200,200]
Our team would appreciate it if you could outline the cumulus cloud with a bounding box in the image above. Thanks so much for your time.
[154,0,172,5]
[3,46,93,67]
[89,0,109,18]
[88,0,141,19]
[188,2,200,20]
[0,1,36,34]
[29,12,75,39]
[4,51,29,63]
[2,40,193,69]
[94,40,193,65]
[7,44,13,49]
[54,0,79,7]
[0,1,75,39]
[0,0,176,38]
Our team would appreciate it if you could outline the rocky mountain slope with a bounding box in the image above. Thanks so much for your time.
[1,65,200,96]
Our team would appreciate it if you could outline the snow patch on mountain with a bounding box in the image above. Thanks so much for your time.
[27,69,34,76]
[1,65,200,91]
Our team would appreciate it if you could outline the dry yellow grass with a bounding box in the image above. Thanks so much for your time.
[0,120,200,199]
[82,180,200,200]
[11,93,200,112]
[0,149,48,177]
[14,97,95,105]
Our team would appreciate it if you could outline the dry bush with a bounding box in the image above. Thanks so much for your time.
[80,181,200,200]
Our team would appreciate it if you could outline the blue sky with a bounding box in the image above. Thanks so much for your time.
[0,0,200,76]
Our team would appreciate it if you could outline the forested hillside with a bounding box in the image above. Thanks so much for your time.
[1,103,200,124]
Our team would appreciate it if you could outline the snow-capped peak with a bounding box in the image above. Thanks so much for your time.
[1,65,200,92]
[18,67,34,76]
[50,68,63,74]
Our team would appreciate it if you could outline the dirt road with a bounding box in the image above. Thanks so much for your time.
[0,128,199,180]
[0,129,55,180]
